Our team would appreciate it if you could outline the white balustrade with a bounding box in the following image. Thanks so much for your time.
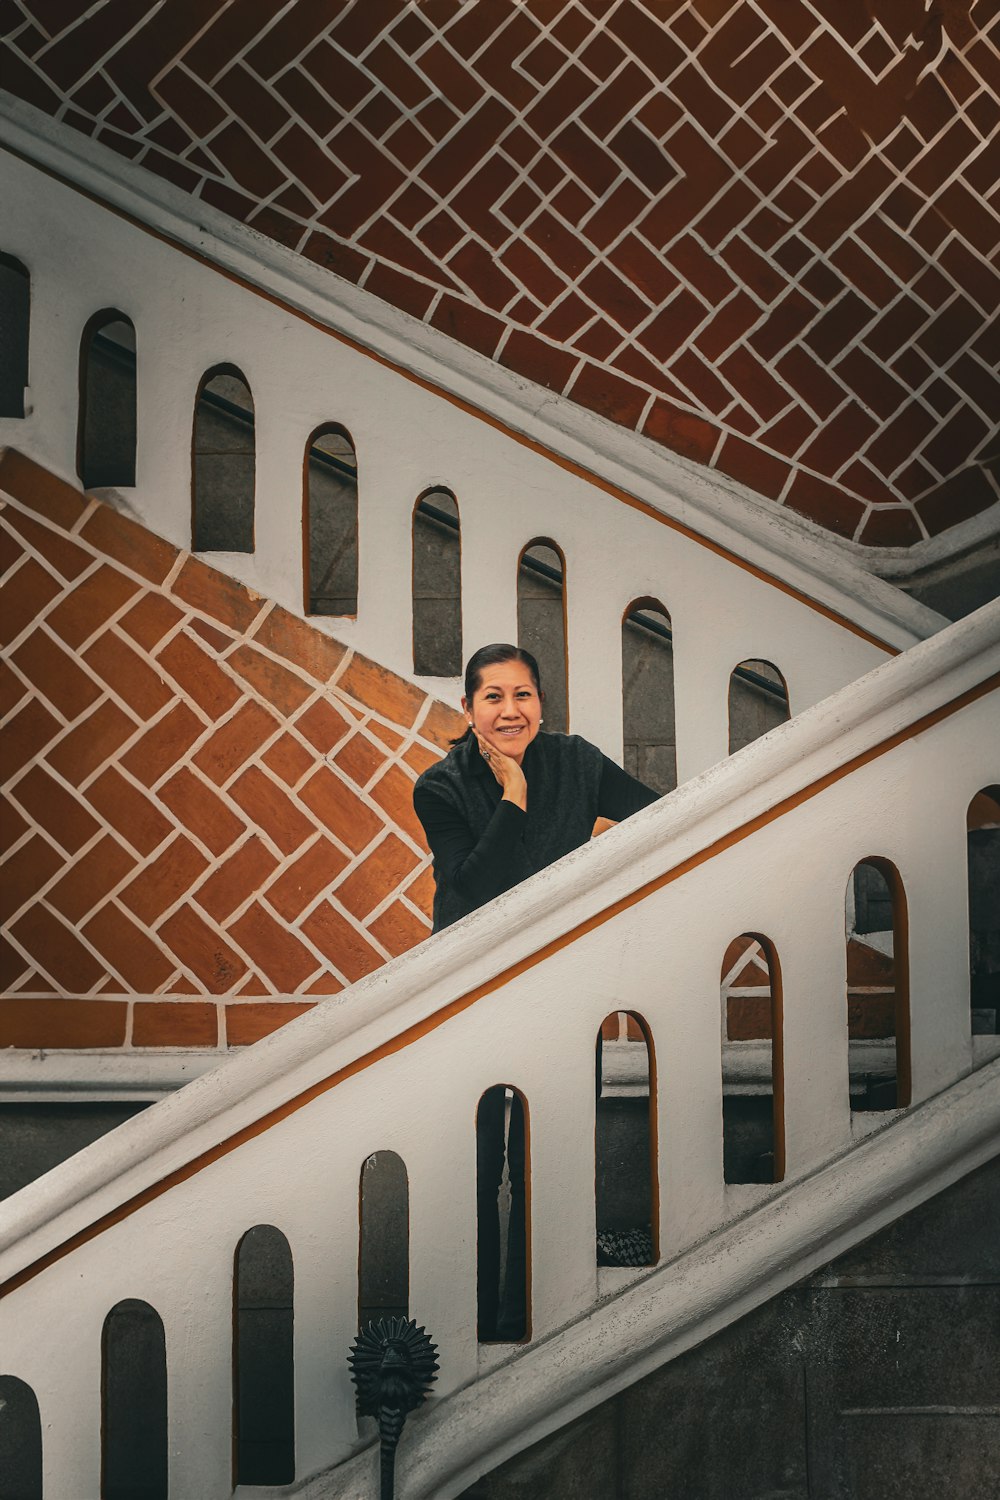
[0,148,941,787]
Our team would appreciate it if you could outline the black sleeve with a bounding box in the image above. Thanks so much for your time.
[596,755,660,822]
[413,784,533,907]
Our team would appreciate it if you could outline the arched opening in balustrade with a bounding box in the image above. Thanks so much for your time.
[476,1084,530,1343]
[303,422,358,616]
[595,1010,658,1266]
[78,311,136,490]
[412,487,462,676]
[0,1374,42,1499]
[846,857,911,1111]
[234,1225,294,1485]
[720,935,785,1184]
[101,1299,167,1500]
[358,1150,409,1330]
[621,598,676,795]
[192,364,255,552]
[517,538,567,733]
[728,659,790,754]
[0,253,30,418]
[968,785,1000,1035]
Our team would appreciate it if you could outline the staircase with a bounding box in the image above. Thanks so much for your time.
[2,107,999,1499]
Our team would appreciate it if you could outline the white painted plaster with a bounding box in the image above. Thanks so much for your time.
[0,599,997,1494]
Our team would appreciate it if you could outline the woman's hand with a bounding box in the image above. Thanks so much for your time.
[475,733,527,811]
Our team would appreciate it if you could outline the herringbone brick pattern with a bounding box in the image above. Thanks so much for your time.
[0,450,461,1050]
[3,0,999,544]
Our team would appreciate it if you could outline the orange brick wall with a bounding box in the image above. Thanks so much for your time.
[1,450,463,1051]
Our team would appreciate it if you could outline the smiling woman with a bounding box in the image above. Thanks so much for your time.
[413,643,661,1342]
[412,643,660,933]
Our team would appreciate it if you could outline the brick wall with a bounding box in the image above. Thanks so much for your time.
[1,450,463,1051]
[3,1,999,545]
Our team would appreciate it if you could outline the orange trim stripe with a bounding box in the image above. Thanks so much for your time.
[3,142,901,655]
[2,664,996,1302]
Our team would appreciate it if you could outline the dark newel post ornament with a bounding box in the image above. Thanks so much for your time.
[348,1317,439,1500]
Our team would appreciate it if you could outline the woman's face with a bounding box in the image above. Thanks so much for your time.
[463,660,542,766]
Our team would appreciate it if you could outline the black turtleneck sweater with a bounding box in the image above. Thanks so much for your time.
[413,731,659,932]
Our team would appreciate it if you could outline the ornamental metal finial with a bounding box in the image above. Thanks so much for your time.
[348,1317,439,1500]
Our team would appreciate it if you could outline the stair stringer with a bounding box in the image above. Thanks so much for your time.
[304,1057,1000,1500]
[0,599,998,1498]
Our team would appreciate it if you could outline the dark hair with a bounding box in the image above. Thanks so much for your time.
[450,643,543,744]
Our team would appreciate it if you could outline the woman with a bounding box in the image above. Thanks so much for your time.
[413,643,659,1340]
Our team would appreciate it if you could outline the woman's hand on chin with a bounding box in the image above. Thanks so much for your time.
[475,733,527,811]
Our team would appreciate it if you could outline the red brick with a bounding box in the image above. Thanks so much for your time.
[367,900,429,957]
[0,557,62,648]
[336,654,426,727]
[642,401,719,464]
[195,836,279,922]
[366,722,403,753]
[82,902,175,990]
[158,768,246,855]
[46,834,137,924]
[226,1001,314,1046]
[369,763,426,848]
[300,902,383,983]
[85,766,172,856]
[10,764,100,854]
[363,263,436,321]
[119,835,209,925]
[45,699,135,792]
[2,507,93,580]
[79,504,178,584]
[333,732,387,788]
[119,592,184,651]
[82,629,174,719]
[132,1001,218,1047]
[294,697,351,755]
[229,904,319,991]
[156,632,243,720]
[0,834,62,923]
[298,766,383,852]
[335,833,420,920]
[236,974,270,996]
[171,554,265,633]
[0,697,61,782]
[120,703,205,788]
[192,700,280,785]
[0,659,25,719]
[859,508,924,547]
[9,904,107,991]
[431,296,505,360]
[261,732,318,786]
[229,765,314,854]
[404,743,439,777]
[716,436,791,501]
[0,449,88,530]
[0,523,25,578]
[498,330,579,394]
[785,474,866,540]
[45,563,139,649]
[918,467,997,537]
[189,618,233,653]
[252,606,347,682]
[567,363,648,428]
[727,996,774,1040]
[266,838,349,921]
[419,700,464,750]
[158,903,248,993]
[225,645,313,715]
[0,997,127,1048]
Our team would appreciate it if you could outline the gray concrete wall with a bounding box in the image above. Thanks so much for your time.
[459,1153,1000,1500]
